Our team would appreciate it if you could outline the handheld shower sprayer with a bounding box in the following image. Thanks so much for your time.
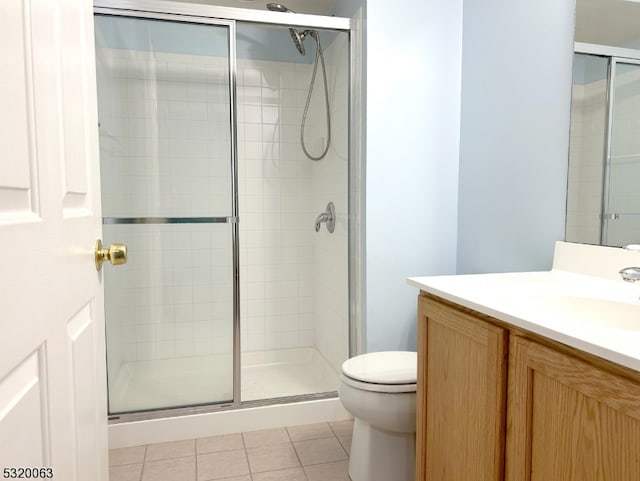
[265,3,331,160]
[266,3,310,55]
[265,2,292,12]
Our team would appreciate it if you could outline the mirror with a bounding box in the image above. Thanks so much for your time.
[566,0,640,246]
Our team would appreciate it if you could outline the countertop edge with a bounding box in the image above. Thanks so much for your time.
[407,273,640,373]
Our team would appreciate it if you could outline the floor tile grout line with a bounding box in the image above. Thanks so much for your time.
[285,426,310,480]
[287,422,339,443]
[108,461,145,468]
[337,435,348,458]
[285,428,322,481]
[138,444,148,481]
[106,462,144,481]
[141,444,149,464]
[194,437,199,481]
[239,428,253,477]
[139,453,146,481]
[328,419,354,439]
[302,458,350,467]
[251,466,310,481]
[237,427,309,478]
[242,443,251,478]
[143,453,197,463]
[108,444,149,469]
[337,436,351,456]
[196,433,246,456]
[142,452,199,481]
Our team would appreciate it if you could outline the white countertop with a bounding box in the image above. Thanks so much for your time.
[408,242,640,372]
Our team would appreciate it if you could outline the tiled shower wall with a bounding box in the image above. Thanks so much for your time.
[236,57,317,353]
[98,32,349,381]
[238,32,349,371]
[567,65,640,247]
[566,79,607,245]
[309,34,349,373]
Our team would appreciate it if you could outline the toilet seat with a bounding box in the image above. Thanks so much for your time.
[340,373,416,393]
[341,351,417,393]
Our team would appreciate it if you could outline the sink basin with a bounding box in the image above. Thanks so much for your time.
[520,295,640,330]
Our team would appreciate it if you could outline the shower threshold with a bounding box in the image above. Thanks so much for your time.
[108,347,339,415]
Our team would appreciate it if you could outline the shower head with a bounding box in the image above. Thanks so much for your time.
[266,3,294,12]
[265,3,310,56]
[289,29,309,56]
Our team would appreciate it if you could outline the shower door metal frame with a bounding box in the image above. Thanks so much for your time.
[94,0,358,424]
[94,8,242,417]
[94,0,351,30]
[602,56,640,245]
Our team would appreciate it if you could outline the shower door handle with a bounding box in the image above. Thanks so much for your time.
[95,239,128,271]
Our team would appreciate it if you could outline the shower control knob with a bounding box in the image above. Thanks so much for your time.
[95,239,128,271]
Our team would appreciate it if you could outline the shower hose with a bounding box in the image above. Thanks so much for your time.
[301,32,331,161]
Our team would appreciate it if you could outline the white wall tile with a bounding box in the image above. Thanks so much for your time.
[100,46,349,376]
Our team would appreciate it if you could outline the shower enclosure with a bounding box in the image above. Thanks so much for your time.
[94,1,354,419]
[567,45,640,247]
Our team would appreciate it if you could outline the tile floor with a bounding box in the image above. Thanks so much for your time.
[109,420,354,481]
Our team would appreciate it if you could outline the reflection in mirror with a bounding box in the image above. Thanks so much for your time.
[607,62,640,245]
[566,54,608,245]
[566,0,640,246]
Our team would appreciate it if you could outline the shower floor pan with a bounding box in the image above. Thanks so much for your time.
[109,347,339,413]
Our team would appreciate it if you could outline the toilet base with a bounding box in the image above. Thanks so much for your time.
[348,418,415,481]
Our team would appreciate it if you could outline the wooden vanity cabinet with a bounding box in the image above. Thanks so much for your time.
[506,336,640,481]
[417,293,640,481]
[416,295,508,481]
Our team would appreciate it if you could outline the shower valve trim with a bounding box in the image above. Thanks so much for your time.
[315,202,335,233]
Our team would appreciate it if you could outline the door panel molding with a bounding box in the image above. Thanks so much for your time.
[0,0,40,222]
[0,348,49,466]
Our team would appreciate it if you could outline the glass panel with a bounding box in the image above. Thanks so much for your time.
[235,23,350,401]
[102,223,233,413]
[95,15,235,414]
[605,62,640,246]
[565,53,608,245]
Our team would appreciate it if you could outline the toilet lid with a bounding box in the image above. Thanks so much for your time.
[341,351,417,385]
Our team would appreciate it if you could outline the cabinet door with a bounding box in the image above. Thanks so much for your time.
[506,336,640,481]
[416,297,508,481]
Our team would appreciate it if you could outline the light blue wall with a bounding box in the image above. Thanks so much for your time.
[365,0,577,351]
[365,0,462,352]
[456,0,575,274]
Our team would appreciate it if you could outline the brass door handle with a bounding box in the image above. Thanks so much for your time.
[95,239,127,271]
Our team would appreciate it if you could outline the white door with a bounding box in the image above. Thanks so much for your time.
[0,1,108,481]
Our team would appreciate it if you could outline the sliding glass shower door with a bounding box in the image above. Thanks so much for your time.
[603,60,640,246]
[95,14,237,414]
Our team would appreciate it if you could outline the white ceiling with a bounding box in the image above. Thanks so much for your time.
[576,0,640,47]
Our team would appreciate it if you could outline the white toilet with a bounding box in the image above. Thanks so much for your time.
[338,351,417,481]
